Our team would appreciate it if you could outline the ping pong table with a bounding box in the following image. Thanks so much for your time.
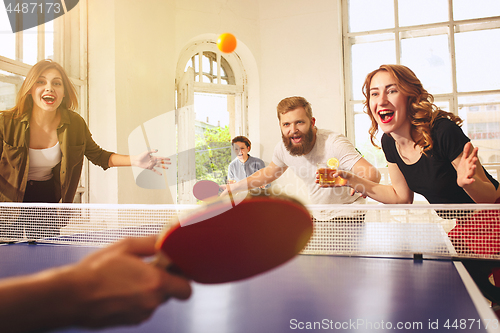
[2,204,500,333]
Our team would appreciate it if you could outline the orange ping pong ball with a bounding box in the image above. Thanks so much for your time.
[217,33,237,53]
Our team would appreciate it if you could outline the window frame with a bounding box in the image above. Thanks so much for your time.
[175,39,248,204]
[342,0,500,146]
[342,0,500,202]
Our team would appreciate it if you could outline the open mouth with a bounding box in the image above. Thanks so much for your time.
[291,135,302,144]
[42,95,56,104]
[378,110,394,124]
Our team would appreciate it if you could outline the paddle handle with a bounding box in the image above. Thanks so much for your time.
[153,252,172,270]
[153,251,188,278]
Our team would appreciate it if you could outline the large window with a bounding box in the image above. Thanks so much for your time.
[176,39,247,203]
[343,0,500,192]
[0,1,88,202]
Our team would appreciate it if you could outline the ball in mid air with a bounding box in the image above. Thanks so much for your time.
[217,33,237,53]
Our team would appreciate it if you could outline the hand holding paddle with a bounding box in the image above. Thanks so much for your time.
[155,194,313,284]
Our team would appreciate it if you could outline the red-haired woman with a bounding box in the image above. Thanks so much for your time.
[319,64,499,204]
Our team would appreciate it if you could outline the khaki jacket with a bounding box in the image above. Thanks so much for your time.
[0,108,113,202]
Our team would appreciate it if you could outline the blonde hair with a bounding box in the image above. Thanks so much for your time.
[6,59,78,117]
[362,64,462,153]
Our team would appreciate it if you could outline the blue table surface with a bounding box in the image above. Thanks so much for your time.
[0,242,495,333]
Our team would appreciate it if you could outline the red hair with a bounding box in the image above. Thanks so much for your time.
[362,64,462,153]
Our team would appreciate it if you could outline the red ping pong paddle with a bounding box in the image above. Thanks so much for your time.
[155,194,313,284]
[193,180,221,201]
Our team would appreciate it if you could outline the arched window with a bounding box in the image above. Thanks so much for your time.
[185,51,235,85]
[176,38,248,203]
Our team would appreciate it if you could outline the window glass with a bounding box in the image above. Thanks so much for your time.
[455,29,500,92]
[351,39,396,100]
[401,34,452,94]
[435,100,450,112]
[202,54,211,77]
[194,92,231,184]
[458,94,500,163]
[178,44,240,199]
[348,0,394,33]
[186,52,232,86]
[0,80,18,110]
[195,93,229,130]
[213,60,218,83]
[398,0,448,26]
[453,0,500,20]
[45,20,54,60]
[0,7,15,59]
[23,26,38,65]
[353,104,386,168]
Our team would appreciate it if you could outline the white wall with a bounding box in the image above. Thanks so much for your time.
[87,0,344,204]
[258,0,344,203]
[174,0,262,154]
[88,0,176,204]
[87,0,118,203]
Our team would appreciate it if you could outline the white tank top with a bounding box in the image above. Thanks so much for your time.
[28,142,62,181]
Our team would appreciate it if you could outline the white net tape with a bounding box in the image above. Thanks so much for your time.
[0,202,499,259]
[0,203,194,245]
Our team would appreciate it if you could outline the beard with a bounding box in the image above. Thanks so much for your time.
[282,124,315,156]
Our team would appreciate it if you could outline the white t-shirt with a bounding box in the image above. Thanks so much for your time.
[28,142,62,181]
[272,128,363,205]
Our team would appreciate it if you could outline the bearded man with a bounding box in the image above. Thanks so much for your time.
[222,96,380,204]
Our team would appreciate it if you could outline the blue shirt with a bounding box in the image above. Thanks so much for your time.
[227,155,266,182]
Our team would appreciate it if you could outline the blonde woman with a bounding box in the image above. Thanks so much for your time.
[0,59,168,203]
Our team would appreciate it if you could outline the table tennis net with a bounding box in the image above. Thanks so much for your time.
[0,202,499,259]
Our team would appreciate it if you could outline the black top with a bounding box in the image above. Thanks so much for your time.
[382,118,499,204]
